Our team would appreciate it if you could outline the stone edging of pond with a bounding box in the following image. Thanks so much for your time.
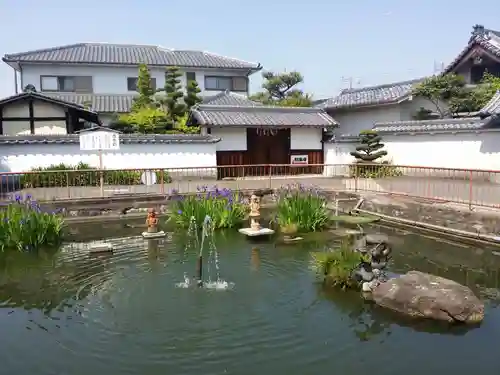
[352,198,500,247]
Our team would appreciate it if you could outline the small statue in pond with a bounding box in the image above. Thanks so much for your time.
[249,195,260,216]
[146,208,159,233]
[249,194,261,231]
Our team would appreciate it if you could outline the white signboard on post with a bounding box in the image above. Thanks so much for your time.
[79,130,120,151]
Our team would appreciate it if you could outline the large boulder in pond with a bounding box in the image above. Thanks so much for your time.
[371,271,484,324]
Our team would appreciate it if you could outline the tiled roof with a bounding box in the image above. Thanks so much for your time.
[319,79,423,110]
[43,93,134,113]
[0,134,220,145]
[372,118,485,134]
[202,91,262,106]
[2,43,262,71]
[44,91,260,113]
[443,25,500,74]
[479,90,500,116]
[191,105,337,128]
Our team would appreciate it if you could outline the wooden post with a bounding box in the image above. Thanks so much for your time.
[99,149,104,197]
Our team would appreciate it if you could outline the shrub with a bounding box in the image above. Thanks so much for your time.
[274,184,329,233]
[310,238,369,290]
[171,186,247,229]
[20,162,172,188]
[349,161,402,178]
[119,107,170,133]
[0,194,64,252]
[350,130,387,162]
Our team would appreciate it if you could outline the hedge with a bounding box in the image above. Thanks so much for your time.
[20,162,172,188]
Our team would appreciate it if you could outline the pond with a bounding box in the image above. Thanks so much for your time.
[1,224,500,375]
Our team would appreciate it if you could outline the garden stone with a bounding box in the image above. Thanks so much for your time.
[371,271,484,324]
[365,234,389,245]
[252,188,273,197]
[354,263,374,282]
[370,261,387,269]
[354,237,367,252]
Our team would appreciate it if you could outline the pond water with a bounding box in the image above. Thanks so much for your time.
[1,224,500,375]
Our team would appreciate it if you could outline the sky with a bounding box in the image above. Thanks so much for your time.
[0,0,498,99]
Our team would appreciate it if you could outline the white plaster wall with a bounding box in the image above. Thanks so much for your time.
[323,142,355,176]
[323,131,500,182]
[99,114,114,126]
[329,97,438,137]
[382,132,500,169]
[331,106,403,136]
[20,64,250,96]
[290,128,322,150]
[2,101,67,135]
[2,121,30,136]
[210,128,247,151]
[0,143,217,177]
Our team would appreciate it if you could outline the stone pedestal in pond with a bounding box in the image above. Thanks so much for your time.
[142,208,166,239]
[88,242,114,254]
[371,271,484,324]
[239,194,275,238]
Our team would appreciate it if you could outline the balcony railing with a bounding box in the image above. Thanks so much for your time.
[0,163,499,208]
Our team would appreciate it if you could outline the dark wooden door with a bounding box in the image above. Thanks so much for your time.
[245,128,290,176]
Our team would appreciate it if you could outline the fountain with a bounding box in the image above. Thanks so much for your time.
[178,215,231,290]
[239,194,275,237]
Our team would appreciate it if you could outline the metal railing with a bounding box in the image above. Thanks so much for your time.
[0,163,499,208]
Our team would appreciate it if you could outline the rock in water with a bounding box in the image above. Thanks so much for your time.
[371,271,484,324]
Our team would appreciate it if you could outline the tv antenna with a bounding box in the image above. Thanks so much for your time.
[341,76,361,89]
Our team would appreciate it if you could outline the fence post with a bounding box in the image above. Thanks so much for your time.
[268,164,272,190]
[354,164,358,192]
[160,169,165,194]
[468,170,473,210]
[66,171,71,199]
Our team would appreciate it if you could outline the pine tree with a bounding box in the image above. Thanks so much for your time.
[350,130,387,162]
[162,66,186,127]
[131,63,154,111]
[184,80,202,111]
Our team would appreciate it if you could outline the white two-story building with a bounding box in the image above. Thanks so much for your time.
[0,42,338,174]
[1,42,263,128]
[318,24,500,137]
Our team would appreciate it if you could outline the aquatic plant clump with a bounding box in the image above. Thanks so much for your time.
[171,186,247,229]
[0,194,64,252]
[275,184,329,233]
[310,238,369,290]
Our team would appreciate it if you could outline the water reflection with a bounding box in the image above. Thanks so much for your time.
[0,224,500,375]
[318,285,481,342]
[250,247,260,270]
[0,249,95,313]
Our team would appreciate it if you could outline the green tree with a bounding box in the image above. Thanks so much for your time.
[118,107,169,134]
[413,72,500,118]
[131,63,155,111]
[473,72,500,110]
[160,66,187,127]
[250,71,313,107]
[412,73,469,118]
[350,130,387,162]
[184,80,203,111]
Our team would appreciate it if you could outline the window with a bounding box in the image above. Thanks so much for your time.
[232,77,248,92]
[127,77,157,91]
[204,76,248,92]
[40,76,93,92]
[186,72,196,82]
